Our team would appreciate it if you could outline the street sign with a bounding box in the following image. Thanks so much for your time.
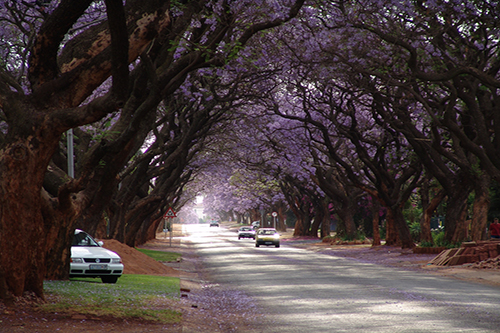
[272,212,278,217]
[164,207,176,218]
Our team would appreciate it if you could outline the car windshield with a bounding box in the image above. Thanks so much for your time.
[72,231,100,247]
[259,230,276,235]
[241,227,252,231]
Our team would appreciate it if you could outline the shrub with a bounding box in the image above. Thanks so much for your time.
[409,221,420,242]
[341,230,366,242]
[322,230,367,243]
[418,228,460,248]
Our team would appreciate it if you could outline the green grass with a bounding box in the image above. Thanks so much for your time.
[136,248,181,262]
[41,274,182,324]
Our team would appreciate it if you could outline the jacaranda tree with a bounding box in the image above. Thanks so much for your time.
[0,0,305,301]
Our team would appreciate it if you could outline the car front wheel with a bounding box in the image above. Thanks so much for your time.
[255,243,260,247]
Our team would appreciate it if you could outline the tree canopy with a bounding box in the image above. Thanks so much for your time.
[1,0,500,302]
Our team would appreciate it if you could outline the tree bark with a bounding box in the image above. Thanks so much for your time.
[319,200,331,238]
[310,167,359,240]
[0,0,170,300]
[249,209,261,223]
[420,186,445,244]
[371,198,381,246]
[309,198,325,237]
[444,188,471,244]
[276,203,287,232]
[293,213,309,236]
[0,115,58,298]
[469,173,491,241]
[1,0,307,301]
[390,206,414,249]
[336,204,357,240]
[384,209,400,246]
[418,177,431,243]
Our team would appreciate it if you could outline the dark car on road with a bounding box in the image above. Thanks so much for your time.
[238,226,256,240]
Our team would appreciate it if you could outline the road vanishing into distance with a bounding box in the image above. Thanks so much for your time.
[182,224,500,333]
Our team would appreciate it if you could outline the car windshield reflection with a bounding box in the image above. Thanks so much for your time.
[72,231,100,247]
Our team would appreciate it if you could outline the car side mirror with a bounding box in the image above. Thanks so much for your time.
[97,241,104,247]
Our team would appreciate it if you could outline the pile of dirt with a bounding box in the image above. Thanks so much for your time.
[101,239,180,277]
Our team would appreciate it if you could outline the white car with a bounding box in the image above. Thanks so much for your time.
[238,226,256,239]
[70,229,124,283]
[255,228,280,248]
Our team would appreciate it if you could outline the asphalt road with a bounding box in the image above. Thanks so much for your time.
[183,224,500,333]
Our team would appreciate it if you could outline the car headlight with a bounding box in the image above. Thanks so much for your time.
[71,258,84,263]
[111,258,122,264]
[273,234,280,239]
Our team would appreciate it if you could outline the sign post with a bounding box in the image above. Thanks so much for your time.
[272,211,277,229]
[163,207,177,246]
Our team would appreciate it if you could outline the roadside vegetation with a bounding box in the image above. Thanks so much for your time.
[136,248,181,262]
[3,0,500,302]
[40,250,182,324]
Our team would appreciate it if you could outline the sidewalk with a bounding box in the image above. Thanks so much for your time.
[160,223,263,332]
[151,223,204,291]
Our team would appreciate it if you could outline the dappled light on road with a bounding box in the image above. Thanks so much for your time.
[183,223,500,333]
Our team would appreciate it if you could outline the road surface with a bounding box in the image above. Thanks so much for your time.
[184,223,500,332]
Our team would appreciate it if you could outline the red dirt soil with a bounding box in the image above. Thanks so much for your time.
[2,224,500,332]
[102,239,180,276]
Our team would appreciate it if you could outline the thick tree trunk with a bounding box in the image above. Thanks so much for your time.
[342,202,357,238]
[0,129,61,299]
[418,179,431,243]
[319,201,331,238]
[384,209,399,246]
[124,205,162,247]
[421,189,446,244]
[320,220,330,238]
[453,207,469,243]
[133,217,153,246]
[276,205,287,232]
[444,190,470,244]
[44,214,76,280]
[109,204,127,243]
[146,217,162,241]
[371,199,381,246]
[309,218,320,237]
[0,189,46,299]
[76,203,108,237]
[390,206,414,249]
[292,210,309,236]
[469,174,490,241]
[336,204,357,240]
[249,209,261,223]
[309,200,324,237]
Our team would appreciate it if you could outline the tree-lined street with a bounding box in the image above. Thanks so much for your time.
[3,0,500,308]
[184,223,500,332]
